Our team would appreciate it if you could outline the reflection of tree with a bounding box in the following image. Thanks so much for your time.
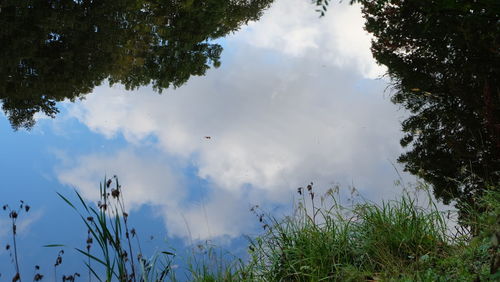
[359,0,500,209]
[0,0,273,129]
[316,1,500,210]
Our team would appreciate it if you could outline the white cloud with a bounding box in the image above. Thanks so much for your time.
[0,210,43,255]
[55,150,277,240]
[56,150,184,211]
[59,55,407,239]
[233,0,386,78]
[66,57,403,195]
[56,0,411,241]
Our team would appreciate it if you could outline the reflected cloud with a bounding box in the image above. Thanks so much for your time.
[234,0,386,78]
[66,56,403,194]
[0,210,43,254]
[55,150,280,240]
[56,150,184,210]
[55,0,408,241]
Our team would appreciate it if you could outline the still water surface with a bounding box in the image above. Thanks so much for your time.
[0,0,409,279]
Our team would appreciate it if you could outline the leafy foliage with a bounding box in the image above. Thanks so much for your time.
[315,0,500,211]
[358,0,500,211]
[0,0,273,129]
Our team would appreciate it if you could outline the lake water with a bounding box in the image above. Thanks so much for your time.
[0,0,412,280]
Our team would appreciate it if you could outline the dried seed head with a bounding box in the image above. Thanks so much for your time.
[55,257,62,266]
[111,189,120,199]
[9,211,18,219]
[55,250,64,266]
[106,179,112,188]
[25,205,30,212]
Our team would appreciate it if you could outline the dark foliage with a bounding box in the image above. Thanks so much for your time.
[0,0,273,129]
[316,0,500,212]
[359,0,500,209]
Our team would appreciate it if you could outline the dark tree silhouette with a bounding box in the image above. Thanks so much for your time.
[315,0,500,210]
[0,0,273,129]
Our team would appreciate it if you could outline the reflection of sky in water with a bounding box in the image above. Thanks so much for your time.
[0,0,415,278]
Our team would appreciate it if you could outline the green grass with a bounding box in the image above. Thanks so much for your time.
[57,176,174,282]
[243,183,499,281]
[177,242,247,282]
[2,179,498,281]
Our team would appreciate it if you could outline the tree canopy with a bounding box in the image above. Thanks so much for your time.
[0,0,273,129]
[316,0,500,209]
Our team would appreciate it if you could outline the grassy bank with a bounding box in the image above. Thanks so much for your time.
[241,184,499,281]
[2,178,499,281]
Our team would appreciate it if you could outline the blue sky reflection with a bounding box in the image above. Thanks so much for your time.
[0,0,416,279]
